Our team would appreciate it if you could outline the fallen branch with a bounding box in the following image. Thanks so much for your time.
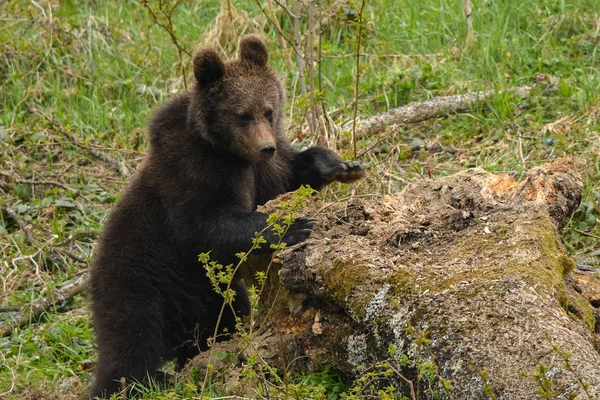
[4,207,34,245]
[341,73,558,140]
[86,147,132,177]
[1,272,89,337]
[14,179,78,193]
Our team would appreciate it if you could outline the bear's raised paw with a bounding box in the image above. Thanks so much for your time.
[323,160,366,184]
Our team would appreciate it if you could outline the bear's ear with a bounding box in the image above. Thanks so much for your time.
[193,48,226,87]
[239,35,268,67]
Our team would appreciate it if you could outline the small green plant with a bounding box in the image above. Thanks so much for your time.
[198,184,316,397]
[532,363,553,400]
[553,346,597,400]
[521,346,598,400]
[467,361,497,400]
[342,326,454,400]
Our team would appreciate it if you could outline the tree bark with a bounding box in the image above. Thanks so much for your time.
[232,158,600,399]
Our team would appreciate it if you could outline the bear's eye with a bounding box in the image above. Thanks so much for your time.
[238,114,253,125]
[265,109,273,122]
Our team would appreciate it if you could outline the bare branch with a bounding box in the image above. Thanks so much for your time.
[14,179,78,193]
[464,0,475,46]
[140,0,190,89]
[272,0,298,19]
[351,0,367,158]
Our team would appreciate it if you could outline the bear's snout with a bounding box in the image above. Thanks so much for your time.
[259,142,276,158]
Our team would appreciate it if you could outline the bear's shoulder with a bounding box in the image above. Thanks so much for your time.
[148,93,190,146]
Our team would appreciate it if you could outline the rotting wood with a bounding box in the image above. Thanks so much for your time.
[193,158,600,400]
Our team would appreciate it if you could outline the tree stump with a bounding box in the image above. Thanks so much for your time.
[199,158,600,399]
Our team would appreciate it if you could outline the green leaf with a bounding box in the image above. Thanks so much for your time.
[55,199,77,208]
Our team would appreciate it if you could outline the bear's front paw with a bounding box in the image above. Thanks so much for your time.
[281,217,315,246]
[322,160,366,184]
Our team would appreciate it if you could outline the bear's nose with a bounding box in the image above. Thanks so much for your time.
[259,142,276,157]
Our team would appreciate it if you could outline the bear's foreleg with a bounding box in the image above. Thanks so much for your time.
[200,212,314,265]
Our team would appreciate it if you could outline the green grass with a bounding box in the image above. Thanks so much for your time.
[1,0,599,398]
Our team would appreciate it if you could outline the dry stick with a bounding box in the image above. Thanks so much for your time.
[272,0,296,17]
[306,0,320,141]
[351,0,367,159]
[53,248,87,264]
[262,0,317,139]
[266,0,295,72]
[0,306,22,313]
[255,0,303,61]
[15,179,78,193]
[5,207,34,245]
[1,170,78,193]
[5,204,89,266]
[317,0,334,147]
[341,80,553,142]
[120,377,128,400]
[1,272,89,337]
[87,147,131,177]
[67,133,130,176]
[386,363,417,400]
[463,0,475,46]
[292,1,310,134]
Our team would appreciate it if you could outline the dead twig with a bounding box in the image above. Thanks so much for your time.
[87,147,132,177]
[0,170,78,193]
[14,179,78,193]
[292,2,308,106]
[387,363,417,400]
[463,0,475,46]
[52,248,88,264]
[351,0,367,158]
[306,0,320,140]
[4,205,90,267]
[37,112,132,177]
[4,207,34,245]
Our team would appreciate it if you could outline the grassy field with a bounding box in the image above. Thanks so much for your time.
[1,0,599,398]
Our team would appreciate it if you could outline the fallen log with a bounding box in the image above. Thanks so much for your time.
[204,158,600,399]
[340,73,558,140]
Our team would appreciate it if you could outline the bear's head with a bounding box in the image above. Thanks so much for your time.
[189,35,285,163]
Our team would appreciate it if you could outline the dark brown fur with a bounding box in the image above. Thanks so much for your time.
[89,35,364,399]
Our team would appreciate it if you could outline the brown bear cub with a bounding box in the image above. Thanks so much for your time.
[89,35,364,399]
